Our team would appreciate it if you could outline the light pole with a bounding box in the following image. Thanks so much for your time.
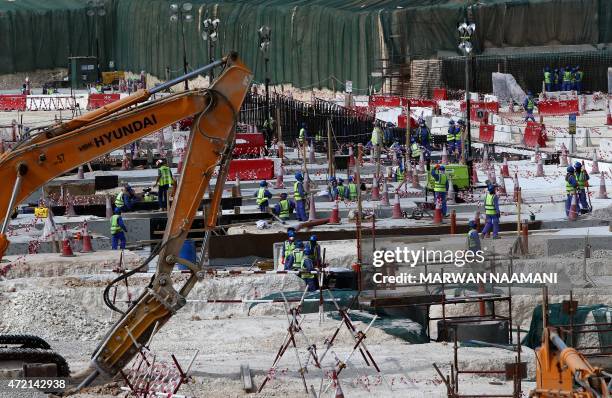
[201,17,220,82]
[458,20,475,185]
[87,0,106,83]
[170,2,194,90]
[258,25,271,121]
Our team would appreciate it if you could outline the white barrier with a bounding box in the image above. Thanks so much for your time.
[510,126,523,144]
[431,116,451,129]
[575,127,591,147]
[493,125,512,144]
[554,133,572,150]
[600,139,612,161]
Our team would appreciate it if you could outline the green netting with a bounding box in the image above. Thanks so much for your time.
[593,307,612,353]
[522,303,609,350]
[3,0,612,92]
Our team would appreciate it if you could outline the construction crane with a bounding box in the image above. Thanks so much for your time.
[531,288,611,398]
[0,53,252,386]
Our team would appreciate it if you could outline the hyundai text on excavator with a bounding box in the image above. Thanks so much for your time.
[0,52,252,388]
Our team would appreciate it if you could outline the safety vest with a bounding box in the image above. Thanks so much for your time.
[371,128,380,145]
[256,187,268,205]
[144,193,155,202]
[566,175,576,194]
[396,167,404,182]
[467,230,480,251]
[299,128,306,142]
[306,242,318,261]
[434,173,447,193]
[485,193,497,215]
[294,181,306,201]
[279,199,290,219]
[114,192,124,208]
[553,73,559,84]
[455,127,463,142]
[576,171,587,190]
[575,71,583,82]
[411,143,421,158]
[315,133,322,142]
[159,165,173,186]
[348,183,358,200]
[292,250,314,279]
[526,98,535,111]
[34,206,48,219]
[110,214,122,234]
[447,128,455,142]
[337,185,347,199]
[284,240,295,259]
[563,70,572,83]
[544,71,551,84]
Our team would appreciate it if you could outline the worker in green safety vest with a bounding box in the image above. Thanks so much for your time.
[273,192,295,220]
[431,164,449,216]
[466,220,481,253]
[347,176,358,201]
[305,235,322,267]
[574,66,584,93]
[370,125,383,164]
[114,183,135,212]
[481,184,500,239]
[337,178,348,200]
[523,92,537,122]
[299,122,309,145]
[142,187,156,203]
[280,228,296,268]
[410,137,421,166]
[285,241,317,291]
[543,67,552,92]
[565,166,579,217]
[255,180,273,212]
[562,65,572,91]
[153,159,175,211]
[573,162,590,213]
[110,207,128,250]
[293,172,308,221]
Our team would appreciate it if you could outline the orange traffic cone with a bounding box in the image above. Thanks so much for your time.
[441,145,448,165]
[591,149,600,174]
[329,200,341,224]
[411,167,421,189]
[392,192,403,219]
[308,195,317,221]
[105,195,113,218]
[447,177,456,204]
[481,145,490,171]
[370,176,380,201]
[333,371,344,398]
[536,157,545,177]
[497,174,507,195]
[275,165,284,189]
[77,165,84,179]
[472,168,480,184]
[597,172,608,199]
[348,145,355,167]
[232,176,242,198]
[559,143,568,167]
[513,173,521,203]
[177,149,185,173]
[433,196,443,224]
[65,199,77,217]
[381,176,390,206]
[80,222,94,253]
[568,193,578,221]
[501,156,510,178]
[60,225,75,257]
[121,153,130,171]
[606,96,612,125]
[418,152,425,173]
[474,211,481,230]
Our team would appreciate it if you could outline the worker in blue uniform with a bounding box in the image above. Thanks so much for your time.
[273,192,295,220]
[553,68,560,91]
[574,162,590,213]
[110,208,128,250]
[255,180,273,212]
[285,241,317,291]
[305,235,322,267]
[481,184,500,239]
[574,66,584,94]
[417,119,432,151]
[543,66,552,92]
[523,92,537,122]
[562,66,572,91]
[328,176,339,201]
[280,228,296,268]
[431,164,449,217]
[565,166,578,217]
[293,172,308,221]
[337,178,347,200]
[466,220,481,253]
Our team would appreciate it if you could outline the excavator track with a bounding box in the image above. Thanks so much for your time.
[0,334,52,350]
[0,348,70,377]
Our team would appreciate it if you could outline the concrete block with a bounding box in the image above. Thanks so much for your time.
[546,235,612,257]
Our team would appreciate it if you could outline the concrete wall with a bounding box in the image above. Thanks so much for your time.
[546,235,612,256]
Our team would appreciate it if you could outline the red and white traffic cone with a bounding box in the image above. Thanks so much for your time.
[481,145,490,171]
[332,371,344,398]
[441,145,448,165]
[606,96,612,125]
[392,192,403,219]
[370,176,380,201]
[60,225,75,257]
[472,167,480,184]
[65,199,77,217]
[501,156,510,178]
[77,165,84,179]
[348,145,355,167]
[591,149,600,174]
[497,173,507,195]
[536,157,545,177]
[474,211,481,230]
[381,176,390,206]
[308,195,317,221]
[418,152,425,173]
[275,165,284,189]
[568,193,578,221]
[447,177,456,204]
[559,143,569,167]
[329,200,341,224]
[433,196,443,224]
[597,172,609,199]
[105,195,113,218]
[177,149,185,173]
[411,167,421,189]
[80,222,94,253]
[232,176,242,197]
[121,153,130,171]
[512,173,520,202]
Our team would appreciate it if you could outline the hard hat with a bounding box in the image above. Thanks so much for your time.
[280,192,287,198]
[329,176,336,182]
[309,235,317,242]
[295,172,303,181]
[574,162,582,169]
[260,180,268,187]
[468,220,476,229]
[295,240,304,249]
[338,178,344,184]
[156,159,163,166]
[457,119,465,125]
[488,184,495,193]
[566,166,575,173]
[449,120,455,125]
[114,207,122,214]
[303,247,312,255]
[439,165,445,171]
[348,176,354,182]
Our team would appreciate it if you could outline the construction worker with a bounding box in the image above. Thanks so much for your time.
[110,208,128,250]
[523,92,537,123]
[562,66,572,91]
[293,172,308,221]
[262,116,275,150]
[417,119,432,151]
[298,122,309,145]
[273,192,295,220]
[306,235,322,267]
[285,241,317,291]
[153,159,175,211]
[337,178,347,200]
[447,120,456,160]
[455,120,464,159]
[328,176,339,201]
[466,220,481,253]
[431,164,449,217]
[114,183,135,212]
[255,180,273,212]
[565,166,578,217]
[394,163,405,183]
[347,176,358,201]
[543,67,552,92]
[481,184,501,239]
[574,66,584,93]
[370,124,382,163]
[574,162,590,213]
[410,137,421,166]
[553,68,560,91]
[142,188,156,203]
[280,228,296,268]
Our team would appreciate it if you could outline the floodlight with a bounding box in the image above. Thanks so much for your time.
[182,3,193,12]
[170,14,178,22]
[170,3,179,12]
[184,14,193,22]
